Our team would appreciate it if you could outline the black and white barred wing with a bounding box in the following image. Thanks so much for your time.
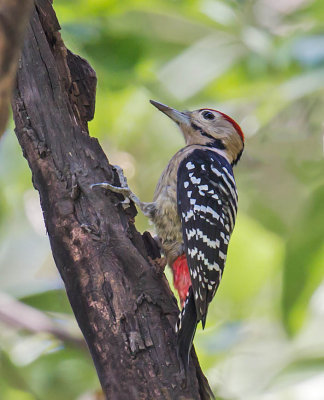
[177,150,238,325]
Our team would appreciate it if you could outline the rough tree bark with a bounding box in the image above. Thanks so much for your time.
[0,0,33,135]
[11,1,213,399]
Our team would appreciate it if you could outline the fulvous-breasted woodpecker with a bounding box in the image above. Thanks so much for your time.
[92,100,244,368]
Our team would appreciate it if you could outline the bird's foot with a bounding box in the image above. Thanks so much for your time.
[91,165,140,210]
[91,182,132,209]
[91,165,155,217]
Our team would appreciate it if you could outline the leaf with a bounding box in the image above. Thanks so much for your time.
[282,184,324,334]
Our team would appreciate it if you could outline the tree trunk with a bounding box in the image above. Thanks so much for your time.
[0,0,33,135]
[11,1,213,399]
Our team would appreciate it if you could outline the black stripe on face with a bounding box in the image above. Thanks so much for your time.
[232,145,244,166]
[191,123,226,150]
[206,139,226,150]
[191,122,202,131]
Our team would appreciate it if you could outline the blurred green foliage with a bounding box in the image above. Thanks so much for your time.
[1,0,324,398]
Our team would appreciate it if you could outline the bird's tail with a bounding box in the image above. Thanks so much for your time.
[176,286,198,370]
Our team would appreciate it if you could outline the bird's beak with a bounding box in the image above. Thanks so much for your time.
[150,100,190,126]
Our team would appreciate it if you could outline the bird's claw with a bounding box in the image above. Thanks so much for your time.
[91,165,154,217]
[91,181,131,196]
[120,197,131,209]
[91,165,129,190]
[91,166,140,210]
[91,165,129,194]
[91,181,134,210]
[112,165,128,188]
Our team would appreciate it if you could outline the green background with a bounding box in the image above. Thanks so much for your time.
[1,0,324,398]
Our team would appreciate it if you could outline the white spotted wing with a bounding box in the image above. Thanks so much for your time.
[177,149,238,325]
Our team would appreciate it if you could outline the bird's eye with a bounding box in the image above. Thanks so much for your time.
[202,111,215,120]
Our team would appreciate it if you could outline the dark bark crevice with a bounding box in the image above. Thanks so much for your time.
[11,1,214,399]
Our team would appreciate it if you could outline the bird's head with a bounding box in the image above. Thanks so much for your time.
[150,100,244,166]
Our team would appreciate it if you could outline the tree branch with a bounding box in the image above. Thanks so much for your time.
[0,291,84,347]
[0,0,33,135]
[11,1,213,398]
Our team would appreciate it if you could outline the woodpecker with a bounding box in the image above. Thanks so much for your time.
[92,100,244,369]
